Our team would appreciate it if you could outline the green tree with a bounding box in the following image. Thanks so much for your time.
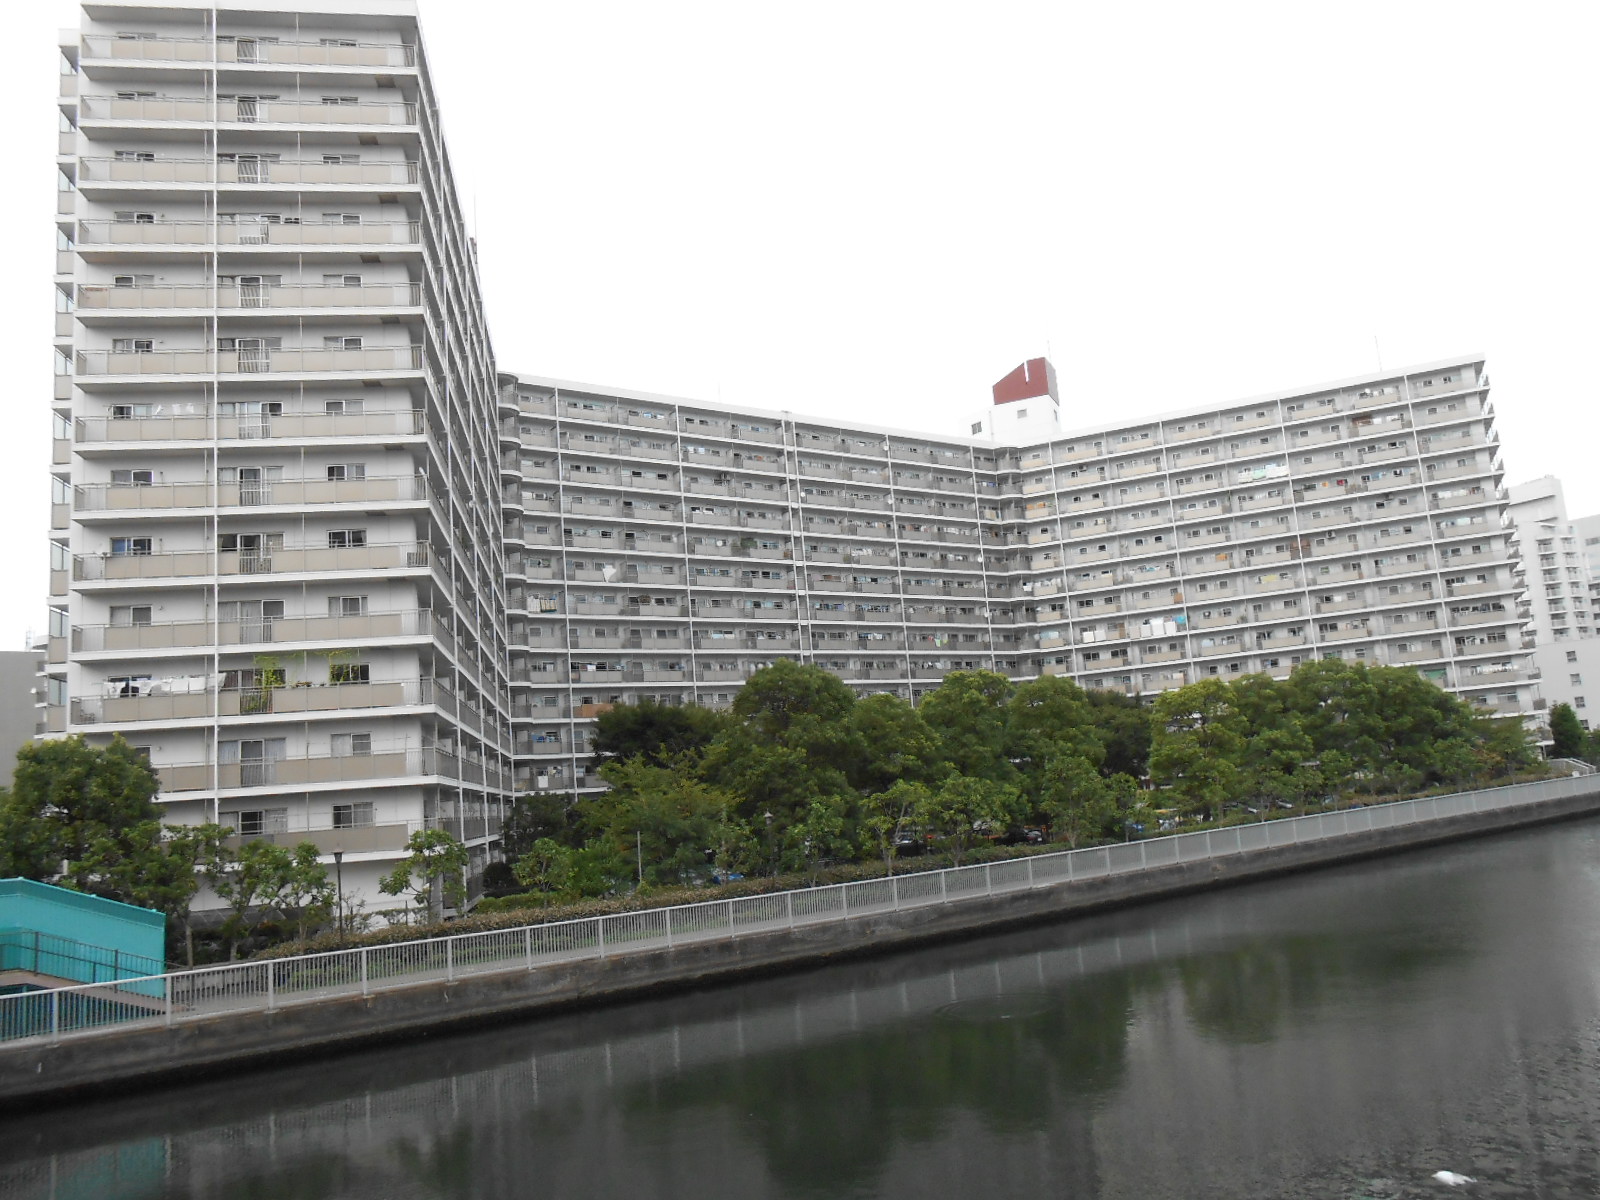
[781,796,854,881]
[1148,679,1247,821]
[919,670,1017,784]
[1007,675,1104,778]
[502,793,578,857]
[0,735,166,903]
[276,843,336,942]
[1549,703,1587,759]
[916,775,1020,866]
[206,839,295,960]
[379,828,470,923]
[158,822,231,966]
[587,757,747,886]
[588,699,727,771]
[1036,754,1117,848]
[512,838,574,904]
[1084,689,1152,779]
[846,692,944,795]
[859,780,930,874]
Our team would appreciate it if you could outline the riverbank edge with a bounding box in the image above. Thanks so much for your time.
[7,783,1600,1109]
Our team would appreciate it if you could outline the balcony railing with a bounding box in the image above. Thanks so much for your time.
[75,474,428,512]
[77,219,420,248]
[80,158,419,187]
[74,541,431,582]
[154,747,504,795]
[81,95,416,126]
[74,609,432,653]
[81,34,417,68]
[78,282,421,311]
[72,678,433,726]
[75,409,424,443]
[76,345,423,378]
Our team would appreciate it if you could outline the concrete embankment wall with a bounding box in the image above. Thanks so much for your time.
[7,783,1600,1108]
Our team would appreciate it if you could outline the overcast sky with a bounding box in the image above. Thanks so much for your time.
[4,0,1597,649]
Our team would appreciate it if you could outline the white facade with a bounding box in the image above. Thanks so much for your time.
[502,358,1538,798]
[46,0,512,911]
[1507,477,1600,728]
[47,4,1541,906]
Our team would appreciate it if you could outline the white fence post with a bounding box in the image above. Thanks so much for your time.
[361,947,370,996]
[265,962,276,1013]
[985,864,993,896]
[524,927,533,971]
[892,875,901,911]
[445,938,454,983]
[727,901,736,939]
[596,918,606,959]
[787,891,795,929]
[49,990,59,1043]
[665,908,674,950]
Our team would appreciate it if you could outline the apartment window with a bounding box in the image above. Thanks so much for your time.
[109,605,152,627]
[325,399,364,414]
[324,335,363,351]
[332,802,375,829]
[331,732,373,757]
[329,595,368,616]
[1568,650,1581,664]
[110,468,154,486]
[329,662,370,685]
[114,211,155,224]
[326,463,366,481]
[322,213,362,225]
[1571,674,1583,686]
[1577,697,1588,710]
[232,809,288,837]
[323,273,362,287]
[110,537,152,556]
[327,529,367,547]
[321,95,359,106]
[112,338,154,353]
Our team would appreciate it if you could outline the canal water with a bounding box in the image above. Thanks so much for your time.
[7,818,1600,1200]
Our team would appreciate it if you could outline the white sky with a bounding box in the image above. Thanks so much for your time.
[4,0,1598,650]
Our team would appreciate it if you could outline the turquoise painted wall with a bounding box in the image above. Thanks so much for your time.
[0,879,165,995]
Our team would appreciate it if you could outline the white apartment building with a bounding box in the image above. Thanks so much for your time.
[1507,477,1600,728]
[501,356,1537,797]
[45,0,513,910]
[46,3,1538,912]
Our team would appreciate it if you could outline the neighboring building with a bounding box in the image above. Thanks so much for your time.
[1508,477,1600,729]
[0,646,47,778]
[501,356,1535,796]
[47,2,1538,913]
[1576,511,1600,628]
[0,878,166,994]
[46,0,512,912]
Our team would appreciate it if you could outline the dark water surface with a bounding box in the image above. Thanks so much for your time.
[8,819,1600,1200]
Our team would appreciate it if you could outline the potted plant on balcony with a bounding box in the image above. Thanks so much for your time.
[242,654,284,714]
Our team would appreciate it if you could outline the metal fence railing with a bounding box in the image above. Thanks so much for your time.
[4,772,1597,1047]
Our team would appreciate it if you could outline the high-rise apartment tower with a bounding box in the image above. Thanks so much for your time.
[47,0,513,908]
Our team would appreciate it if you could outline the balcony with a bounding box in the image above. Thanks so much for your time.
[74,609,432,653]
[79,158,420,188]
[160,747,435,793]
[77,281,421,314]
[76,409,423,444]
[72,678,432,726]
[74,540,430,582]
[75,473,427,513]
[77,218,420,249]
[81,95,415,127]
[81,33,417,69]
[76,345,424,379]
